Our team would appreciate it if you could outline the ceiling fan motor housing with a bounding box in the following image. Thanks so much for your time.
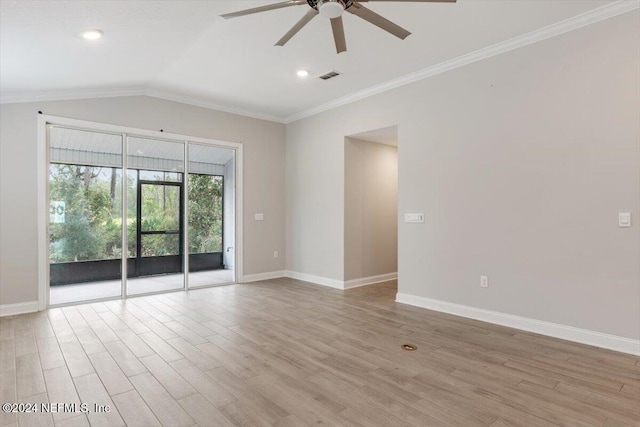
[307,0,355,12]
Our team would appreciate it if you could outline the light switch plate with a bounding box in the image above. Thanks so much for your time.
[619,212,631,228]
[404,213,424,223]
[255,213,264,221]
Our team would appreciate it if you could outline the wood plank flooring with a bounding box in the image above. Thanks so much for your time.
[0,279,638,427]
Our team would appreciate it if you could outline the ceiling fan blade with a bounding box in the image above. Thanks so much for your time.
[330,16,347,54]
[347,2,411,40]
[276,9,319,46]
[221,0,307,19]
[358,0,456,2]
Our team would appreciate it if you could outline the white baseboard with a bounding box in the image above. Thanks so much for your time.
[284,270,345,289]
[242,271,286,283]
[0,301,39,317]
[395,293,640,356]
[344,272,398,289]
[284,270,397,290]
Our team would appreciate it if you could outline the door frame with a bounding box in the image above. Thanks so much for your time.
[136,178,184,277]
[37,114,244,310]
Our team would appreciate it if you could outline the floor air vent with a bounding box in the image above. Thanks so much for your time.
[318,70,341,80]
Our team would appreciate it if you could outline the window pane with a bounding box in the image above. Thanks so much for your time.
[141,184,180,232]
[188,174,223,253]
[186,143,234,288]
[48,125,124,305]
[126,170,138,258]
[127,136,185,295]
[141,234,180,257]
[128,136,184,173]
[139,170,182,182]
[49,164,123,263]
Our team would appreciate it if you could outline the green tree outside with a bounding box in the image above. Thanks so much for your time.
[50,164,224,264]
[188,174,223,253]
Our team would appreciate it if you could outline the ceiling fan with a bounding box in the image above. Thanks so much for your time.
[221,0,456,54]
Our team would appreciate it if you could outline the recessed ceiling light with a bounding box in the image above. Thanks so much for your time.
[82,29,103,40]
[296,69,309,78]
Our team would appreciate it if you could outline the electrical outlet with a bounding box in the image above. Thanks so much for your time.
[273,251,279,258]
[619,212,631,227]
[480,276,489,288]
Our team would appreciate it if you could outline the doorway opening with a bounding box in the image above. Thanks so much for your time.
[344,126,398,287]
[135,173,185,278]
[41,117,242,307]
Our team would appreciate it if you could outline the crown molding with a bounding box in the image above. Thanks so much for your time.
[0,85,286,123]
[143,87,286,123]
[0,86,146,105]
[284,0,640,123]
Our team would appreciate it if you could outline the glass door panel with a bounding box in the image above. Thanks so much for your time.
[187,143,235,288]
[136,181,183,277]
[48,126,123,305]
[141,235,180,257]
[127,137,185,295]
[140,183,181,233]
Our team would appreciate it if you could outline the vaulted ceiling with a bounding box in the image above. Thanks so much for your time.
[0,1,626,121]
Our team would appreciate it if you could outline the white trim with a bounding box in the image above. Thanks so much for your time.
[284,0,640,123]
[344,272,398,289]
[284,270,397,290]
[39,115,244,147]
[242,271,286,283]
[0,86,284,124]
[143,88,285,124]
[395,293,640,356]
[37,114,244,307]
[234,144,244,284]
[0,301,39,317]
[1,87,146,105]
[121,132,128,298]
[37,115,48,311]
[183,141,190,291]
[285,270,345,290]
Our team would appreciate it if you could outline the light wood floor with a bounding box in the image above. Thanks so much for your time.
[1,279,638,427]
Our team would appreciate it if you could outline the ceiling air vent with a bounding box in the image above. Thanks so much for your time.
[318,70,341,81]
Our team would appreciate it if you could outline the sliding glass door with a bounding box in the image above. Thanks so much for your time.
[46,123,237,306]
[126,137,185,295]
[48,127,124,305]
[187,143,234,288]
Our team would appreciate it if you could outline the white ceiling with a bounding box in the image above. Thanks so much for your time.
[0,1,626,121]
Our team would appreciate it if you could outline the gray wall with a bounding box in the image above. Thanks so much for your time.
[344,138,398,281]
[0,96,286,305]
[286,11,640,339]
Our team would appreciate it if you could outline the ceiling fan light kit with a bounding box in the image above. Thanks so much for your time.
[221,0,456,54]
[318,0,345,19]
